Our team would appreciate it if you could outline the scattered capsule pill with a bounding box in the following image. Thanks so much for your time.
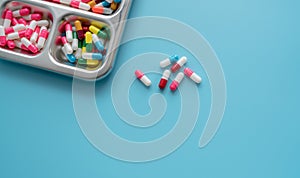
[62,46,76,63]
[30,26,40,43]
[5,24,26,34]
[74,40,82,59]
[37,20,49,27]
[170,72,184,91]
[12,8,30,17]
[89,25,107,39]
[11,18,19,26]
[135,70,152,87]
[25,20,37,38]
[37,26,48,50]
[72,31,78,50]
[0,26,6,47]
[159,70,171,89]
[23,14,42,21]
[95,1,111,8]
[184,68,202,84]
[14,40,28,51]
[18,18,27,26]
[7,40,15,49]
[61,36,73,54]
[7,30,26,40]
[88,0,97,8]
[82,52,103,60]
[92,34,104,51]
[65,23,73,42]
[160,55,179,68]
[70,0,91,11]
[21,37,38,53]
[92,6,113,15]
[3,10,12,28]
[171,56,187,73]
[85,31,93,52]
[74,20,84,40]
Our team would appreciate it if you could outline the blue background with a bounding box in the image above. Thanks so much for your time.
[0,0,299,177]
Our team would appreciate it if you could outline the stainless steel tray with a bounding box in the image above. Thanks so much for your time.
[0,0,132,80]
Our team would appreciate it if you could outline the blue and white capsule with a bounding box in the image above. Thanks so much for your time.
[62,46,76,63]
[92,34,104,51]
[160,55,179,68]
[82,52,103,60]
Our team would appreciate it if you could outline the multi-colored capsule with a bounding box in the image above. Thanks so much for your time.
[23,14,42,21]
[82,52,103,60]
[61,36,73,54]
[36,26,49,50]
[170,72,184,91]
[92,6,113,15]
[65,23,73,42]
[159,70,171,89]
[135,70,152,87]
[30,26,40,43]
[171,56,187,73]
[74,20,84,40]
[85,31,93,52]
[25,20,37,38]
[21,37,38,53]
[12,8,30,17]
[70,0,91,11]
[5,24,26,34]
[62,46,76,63]
[72,31,78,50]
[160,55,179,68]
[0,26,6,47]
[3,10,12,28]
[184,68,202,84]
[89,25,107,39]
[92,34,104,51]
[7,30,26,40]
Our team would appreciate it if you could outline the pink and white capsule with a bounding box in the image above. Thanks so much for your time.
[25,20,37,38]
[23,14,42,21]
[65,23,73,42]
[3,10,12,28]
[170,72,184,91]
[14,40,28,51]
[135,70,152,87]
[61,36,73,54]
[11,18,19,26]
[5,24,26,34]
[30,26,40,43]
[18,18,27,26]
[7,40,15,49]
[184,68,202,84]
[7,30,26,40]
[70,0,91,11]
[0,26,6,47]
[36,26,48,50]
[21,37,38,53]
[12,8,30,17]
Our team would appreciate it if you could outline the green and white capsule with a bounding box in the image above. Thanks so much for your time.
[72,31,78,51]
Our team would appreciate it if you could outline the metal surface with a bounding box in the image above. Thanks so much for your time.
[0,0,132,80]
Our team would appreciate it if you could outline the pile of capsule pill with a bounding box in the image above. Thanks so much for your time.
[49,0,122,15]
[135,55,202,91]
[0,7,50,53]
[56,18,108,66]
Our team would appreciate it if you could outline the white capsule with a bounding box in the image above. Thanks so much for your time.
[61,0,72,5]
[160,55,179,68]
[72,38,78,51]
[78,2,91,11]
[37,20,49,27]
[74,48,82,59]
